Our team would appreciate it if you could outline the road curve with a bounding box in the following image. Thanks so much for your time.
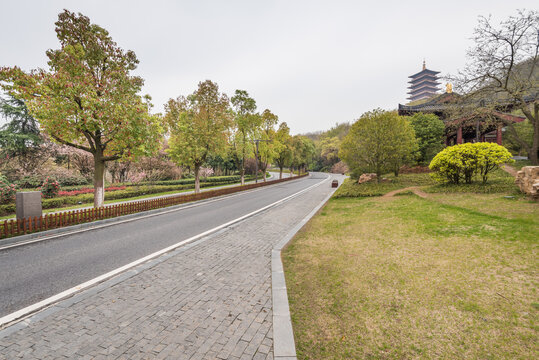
[0,174,327,317]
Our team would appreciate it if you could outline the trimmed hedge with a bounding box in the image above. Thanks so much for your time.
[53,175,258,192]
[0,180,245,216]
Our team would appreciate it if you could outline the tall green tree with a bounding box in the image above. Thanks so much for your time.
[165,80,231,193]
[318,136,341,170]
[274,122,292,179]
[297,136,316,174]
[289,135,315,175]
[0,95,42,164]
[408,112,445,164]
[257,109,279,182]
[0,10,163,207]
[340,109,417,181]
[231,90,260,185]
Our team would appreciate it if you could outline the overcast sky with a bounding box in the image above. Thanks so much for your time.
[1,0,537,134]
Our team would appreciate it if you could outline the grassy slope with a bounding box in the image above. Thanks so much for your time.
[283,193,538,359]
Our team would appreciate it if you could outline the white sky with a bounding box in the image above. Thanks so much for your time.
[1,0,537,134]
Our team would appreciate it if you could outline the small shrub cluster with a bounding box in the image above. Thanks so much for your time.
[15,175,43,188]
[40,177,60,198]
[46,167,90,186]
[429,143,513,184]
[0,175,18,204]
[16,172,89,189]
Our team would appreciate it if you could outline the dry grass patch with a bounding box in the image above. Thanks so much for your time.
[283,195,538,359]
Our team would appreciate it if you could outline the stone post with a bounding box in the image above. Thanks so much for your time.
[16,191,42,220]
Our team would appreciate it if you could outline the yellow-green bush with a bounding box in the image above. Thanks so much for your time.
[429,143,513,184]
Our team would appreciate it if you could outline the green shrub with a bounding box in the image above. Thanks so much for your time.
[42,198,67,208]
[0,203,16,216]
[16,175,43,188]
[429,143,513,184]
[0,175,18,204]
[40,177,60,198]
[424,167,518,194]
[57,174,90,186]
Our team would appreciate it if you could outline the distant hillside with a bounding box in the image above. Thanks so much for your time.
[300,122,351,143]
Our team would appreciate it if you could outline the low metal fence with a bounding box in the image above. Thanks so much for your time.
[0,174,308,239]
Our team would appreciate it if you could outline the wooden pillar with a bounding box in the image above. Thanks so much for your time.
[457,126,463,144]
[496,125,502,145]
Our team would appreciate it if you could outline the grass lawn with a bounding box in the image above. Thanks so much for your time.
[513,159,533,169]
[334,167,519,198]
[283,193,538,359]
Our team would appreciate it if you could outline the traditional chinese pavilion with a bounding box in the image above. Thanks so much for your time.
[398,90,527,145]
[407,61,441,102]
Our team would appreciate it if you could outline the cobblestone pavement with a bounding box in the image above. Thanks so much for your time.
[0,177,333,359]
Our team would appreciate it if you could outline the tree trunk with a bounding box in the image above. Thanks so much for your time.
[262,163,267,182]
[531,109,539,165]
[279,166,283,179]
[93,153,106,208]
[194,163,201,194]
[240,155,245,185]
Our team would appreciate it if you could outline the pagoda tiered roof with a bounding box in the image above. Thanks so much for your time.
[407,61,441,102]
[408,83,441,93]
[408,68,440,79]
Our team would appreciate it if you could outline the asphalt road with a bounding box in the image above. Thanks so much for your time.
[0,174,327,318]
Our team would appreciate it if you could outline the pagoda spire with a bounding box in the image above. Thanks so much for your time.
[422,59,426,70]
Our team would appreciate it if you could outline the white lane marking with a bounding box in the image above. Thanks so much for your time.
[0,176,307,251]
[0,174,329,328]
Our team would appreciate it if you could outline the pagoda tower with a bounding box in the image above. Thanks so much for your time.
[407,61,440,102]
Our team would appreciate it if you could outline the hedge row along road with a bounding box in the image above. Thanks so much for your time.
[0,173,324,319]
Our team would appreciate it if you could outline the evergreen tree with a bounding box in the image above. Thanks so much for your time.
[0,95,42,159]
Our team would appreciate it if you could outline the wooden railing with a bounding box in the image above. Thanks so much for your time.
[1,174,308,239]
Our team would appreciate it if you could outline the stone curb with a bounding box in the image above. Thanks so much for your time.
[271,175,340,360]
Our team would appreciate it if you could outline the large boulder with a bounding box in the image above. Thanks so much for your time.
[515,166,539,200]
[358,173,377,184]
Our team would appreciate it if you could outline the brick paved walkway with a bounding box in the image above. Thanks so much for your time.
[0,178,333,359]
